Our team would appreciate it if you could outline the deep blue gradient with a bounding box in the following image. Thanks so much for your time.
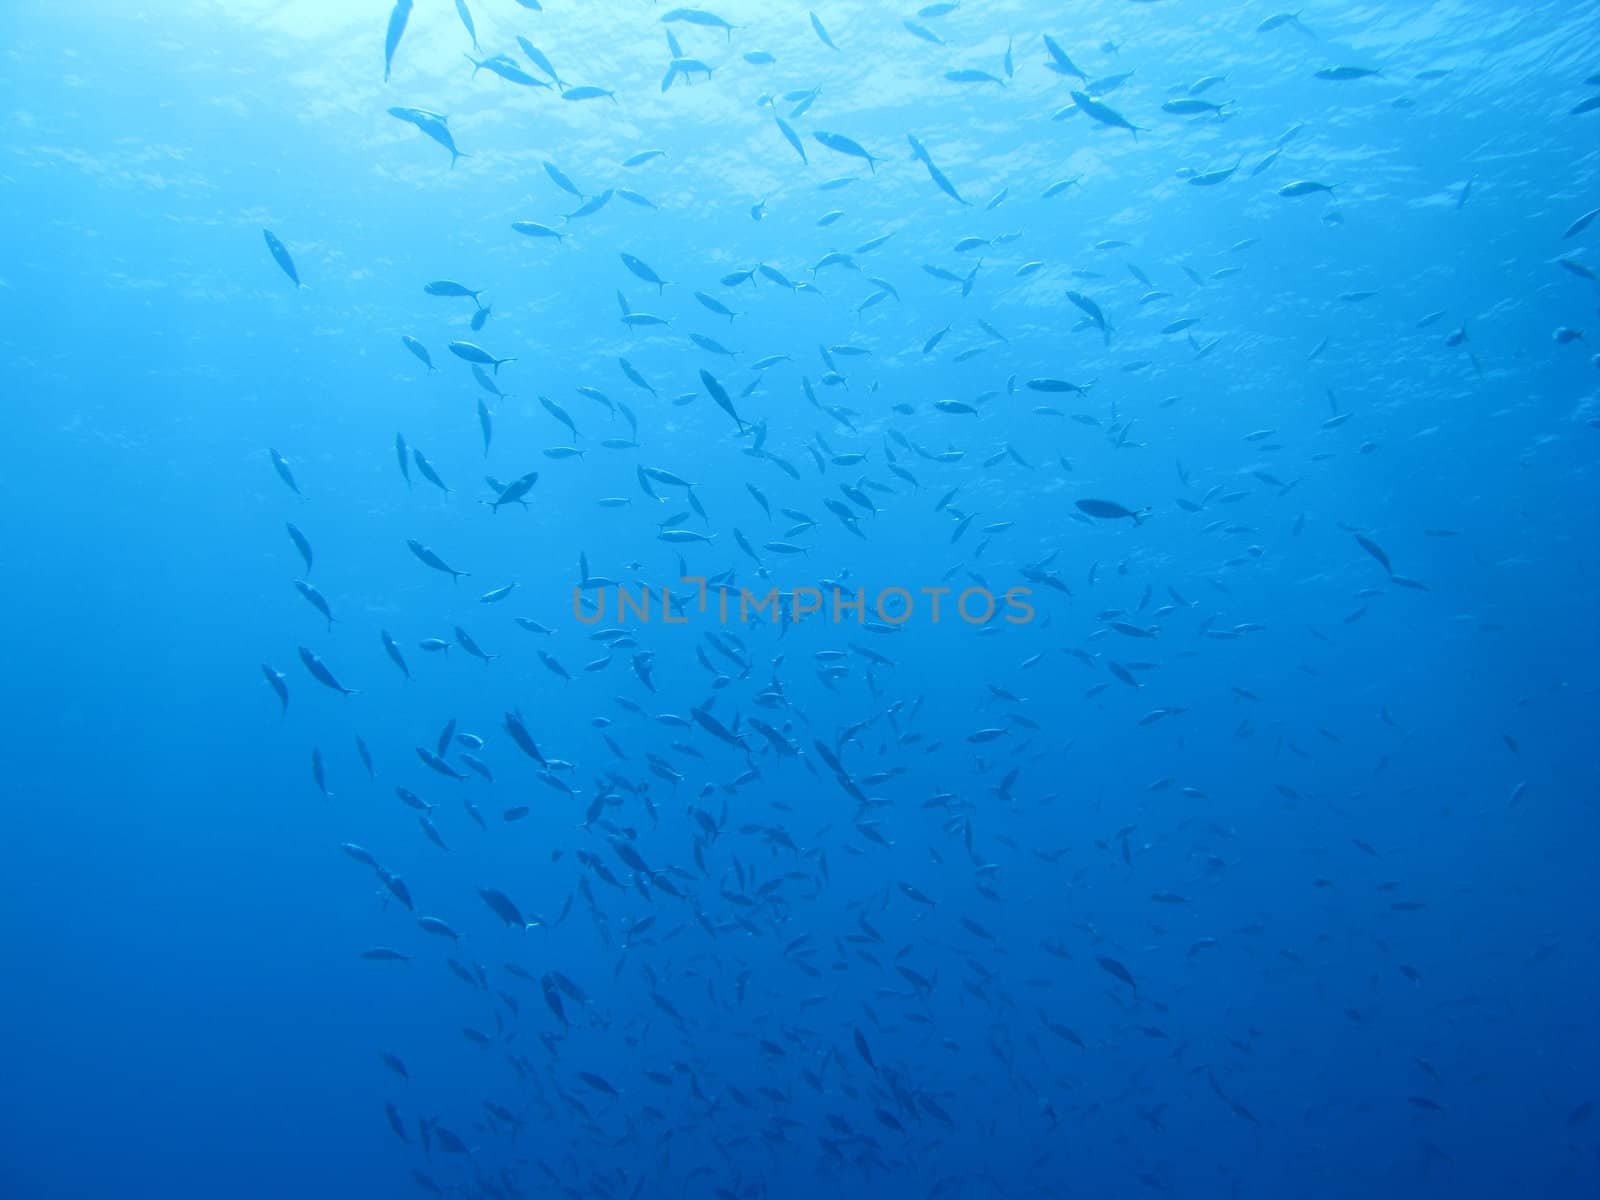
[3,2,1599,1197]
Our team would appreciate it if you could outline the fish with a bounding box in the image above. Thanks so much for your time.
[518,39,565,88]
[813,131,879,173]
[1316,65,1382,81]
[773,116,808,164]
[406,540,469,581]
[1354,534,1392,575]
[447,341,515,373]
[565,190,614,221]
[383,0,412,82]
[400,335,434,371]
[487,472,538,512]
[1279,180,1336,197]
[261,665,288,716]
[621,253,669,293]
[453,626,495,664]
[478,887,528,929]
[1071,91,1145,139]
[1257,11,1309,33]
[411,451,449,494]
[661,7,736,39]
[284,523,313,575]
[561,86,616,103]
[465,54,546,89]
[394,434,411,487]
[1066,291,1112,343]
[1077,499,1148,524]
[387,107,468,167]
[294,581,335,630]
[908,135,967,205]
[1097,955,1136,990]
[268,449,301,496]
[1042,35,1087,80]
[1188,159,1241,186]
[380,631,410,680]
[424,280,482,302]
[476,400,492,456]
[946,69,1004,86]
[298,646,357,696]
[262,230,300,287]
[1564,208,1600,239]
[452,0,478,49]
[1163,98,1229,116]
[700,370,749,432]
[809,11,838,50]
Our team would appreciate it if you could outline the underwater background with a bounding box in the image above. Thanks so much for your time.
[3,0,1599,1197]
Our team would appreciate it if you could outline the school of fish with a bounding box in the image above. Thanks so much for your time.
[241,2,1600,1197]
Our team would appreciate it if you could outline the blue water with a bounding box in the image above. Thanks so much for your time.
[4,1,1599,1196]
